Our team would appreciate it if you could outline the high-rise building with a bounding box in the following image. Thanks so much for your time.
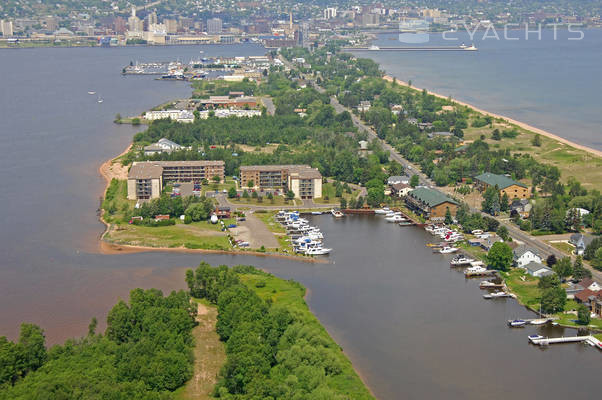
[128,7,143,32]
[0,20,14,37]
[164,19,178,34]
[324,7,337,20]
[207,18,222,34]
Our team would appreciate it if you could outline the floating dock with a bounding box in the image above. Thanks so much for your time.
[529,335,602,349]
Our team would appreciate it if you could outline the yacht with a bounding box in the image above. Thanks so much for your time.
[386,214,406,223]
[439,246,459,254]
[375,207,391,215]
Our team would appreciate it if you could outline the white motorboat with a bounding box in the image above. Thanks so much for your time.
[311,211,323,215]
[450,256,474,266]
[479,280,497,288]
[331,209,344,218]
[375,207,390,215]
[464,44,478,51]
[528,319,550,325]
[439,246,459,254]
[88,91,96,95]
[386,215,405,223]
[305,247,332,255]
[508,319,527,327]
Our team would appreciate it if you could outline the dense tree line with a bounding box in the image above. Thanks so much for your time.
[185,263,373,399]
[0,289,197,399]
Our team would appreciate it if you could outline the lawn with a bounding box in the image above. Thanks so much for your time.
[313,181,359,204]
[105,221,232,250]
[502,269,602,329]
[547,241,575,256]
[462,118,602,191]
[237,272,374,399]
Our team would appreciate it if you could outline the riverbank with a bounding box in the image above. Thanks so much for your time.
[383,74,602,159]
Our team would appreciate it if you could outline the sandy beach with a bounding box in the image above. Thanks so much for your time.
[383,75,602,158]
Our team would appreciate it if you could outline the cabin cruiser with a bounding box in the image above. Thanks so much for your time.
[479,280,497,288]
[439,246,459,254]
[450,255,474,266]
[483,291,514,299]
[386,214,406,223]
[305,247,332,255]
[465,265,487,275]
[375,207,391,215]
[528,319,550,325]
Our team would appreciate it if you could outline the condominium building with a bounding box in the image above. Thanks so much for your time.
[144,110,195,123]
[127,161,225,200]
[240,165,322,199]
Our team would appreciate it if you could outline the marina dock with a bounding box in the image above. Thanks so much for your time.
[529,335,602,349]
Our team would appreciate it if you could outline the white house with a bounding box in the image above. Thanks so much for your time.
[523,261,555,278]
[513,246,542,268]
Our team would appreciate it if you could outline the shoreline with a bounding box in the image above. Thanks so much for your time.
[382,75,602,158]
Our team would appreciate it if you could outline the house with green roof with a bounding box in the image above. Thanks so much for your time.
[405,187,459,220]
[474,172,530,199]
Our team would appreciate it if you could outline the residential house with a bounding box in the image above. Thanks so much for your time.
[144,138,186,156]
[510,198,532,218]
[387,175,410,185]
[513,245,542,268]
[474,172,529,199]
[390,183,412,198]
[357,100,371,112]
[391,104,403,115]
[358,140,369,150]
[574,289,602,317]
[405,187,459,220]
[523,261,555,277]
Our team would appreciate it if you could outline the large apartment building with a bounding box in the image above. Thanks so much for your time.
[240,165,322,199]
[127,161,225,200]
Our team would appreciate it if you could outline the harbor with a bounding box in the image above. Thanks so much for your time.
[276,210,332,256]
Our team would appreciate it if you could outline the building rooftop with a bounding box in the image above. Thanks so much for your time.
[475,172,528,190]
[513,245,539,259]
[407,187,458,207]
[240,164,322,179]
[128,161,225,180]
[128,162,164,179]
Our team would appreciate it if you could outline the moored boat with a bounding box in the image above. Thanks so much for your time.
[508,319,527,327]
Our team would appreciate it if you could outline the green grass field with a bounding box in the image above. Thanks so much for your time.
[105,221,232,250]
[313,182,359,204]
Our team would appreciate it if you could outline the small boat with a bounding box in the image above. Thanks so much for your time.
[439,246,459,254]
[374,207,390,215]
[484,291,514,299]
[479,280,498,288]
[330,209,344,218]
[311,211,323,215]
[88,91,96,95]
[450,255,474,266]
[508,319,527,327]
[97,96,103,103]
[459,43,467,49]
[398,221,413,226]
[464,44,478,51]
